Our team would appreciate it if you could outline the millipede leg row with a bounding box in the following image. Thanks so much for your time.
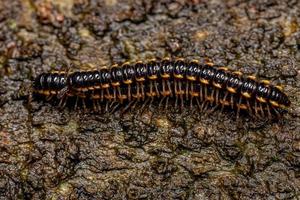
[32,58,291,119]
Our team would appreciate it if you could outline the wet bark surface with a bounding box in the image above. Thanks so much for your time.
[0,0,299,199]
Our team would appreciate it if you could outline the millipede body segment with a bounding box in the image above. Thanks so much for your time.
[33,72,66,97]
[33,58,291,118]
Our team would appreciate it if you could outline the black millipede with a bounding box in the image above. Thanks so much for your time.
[32,58,291,119]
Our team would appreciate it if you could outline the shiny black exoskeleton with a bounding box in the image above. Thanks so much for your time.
[240,78,257,96]
[111,66,123,83]
[255,83,290,106]
[269,87,291,106]
[34,73,66,91]
[226,74,243,91]
[67,71,101,89]
[213,69,229,88]
[146,60,160,78]
[100,68,111,85]
[256,83,271,100]
[160,59,174,77]
[134,62,147,80]
[122,63,136,81]
[186,61,201,79]
[67,72,83,88]
[174,60,187,77]
[33,58,291,117]
[199,64,217,83]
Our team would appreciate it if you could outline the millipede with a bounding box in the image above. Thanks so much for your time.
[32,58,291,119]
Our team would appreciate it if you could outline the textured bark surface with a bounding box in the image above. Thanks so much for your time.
[0,0,299,199]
